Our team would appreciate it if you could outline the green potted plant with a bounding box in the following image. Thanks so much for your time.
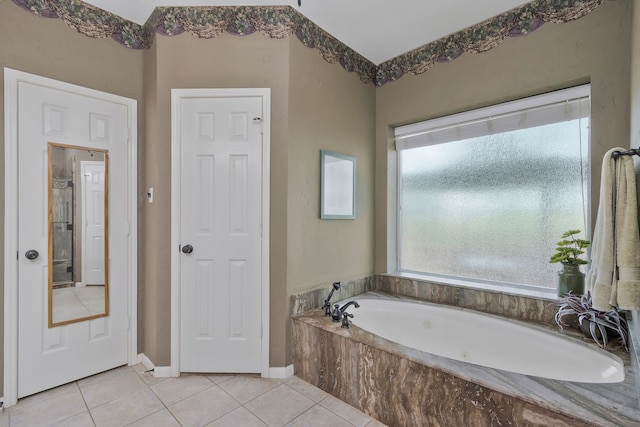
[555,291,629,351]
[549,229,590,296]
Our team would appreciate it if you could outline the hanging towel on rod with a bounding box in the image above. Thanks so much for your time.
[586,147,640,311]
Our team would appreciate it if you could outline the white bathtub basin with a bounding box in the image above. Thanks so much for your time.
[346,297,624,383]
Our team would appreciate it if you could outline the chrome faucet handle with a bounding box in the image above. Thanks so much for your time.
[341,312,354,328]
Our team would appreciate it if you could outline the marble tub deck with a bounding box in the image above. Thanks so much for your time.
[293,292,639,427]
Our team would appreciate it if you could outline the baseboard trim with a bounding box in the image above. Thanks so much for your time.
[268,364,294,379]
[139,353,288,379]
[153,366,173,377]
[137,353,173,378]
[137,353,154,371]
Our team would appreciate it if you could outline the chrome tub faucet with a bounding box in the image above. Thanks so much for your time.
[331,300,360,328]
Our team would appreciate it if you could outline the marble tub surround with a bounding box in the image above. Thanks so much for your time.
[292,293,640,427]
[372,274,559,326]
[291,276,374,315]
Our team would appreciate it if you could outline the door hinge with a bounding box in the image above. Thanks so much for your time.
[259,223,263,237]
[127,317,131,331]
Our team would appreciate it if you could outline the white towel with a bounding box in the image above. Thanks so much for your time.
[613,153,640,310]
[587,149,617,310]
[586,148,640,311]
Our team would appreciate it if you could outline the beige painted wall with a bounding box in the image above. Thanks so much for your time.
[0,1,144,395]
[1,0,635,394]
[143,32,291,366]
[0,0,375,381]
[374,0,633,272]
[286,39,376,363]
[143,33,376,367]
[142,40,159,365]
[287,39,375,291]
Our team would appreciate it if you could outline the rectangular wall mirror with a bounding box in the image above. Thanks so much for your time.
[321,150,356,219]
[48,142,109,327]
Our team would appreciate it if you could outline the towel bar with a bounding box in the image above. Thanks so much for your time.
[611,147,639,159]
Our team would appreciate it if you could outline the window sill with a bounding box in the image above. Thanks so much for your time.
[386,271,558,301]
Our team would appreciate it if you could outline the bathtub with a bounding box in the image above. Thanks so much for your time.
[345,296,624,383]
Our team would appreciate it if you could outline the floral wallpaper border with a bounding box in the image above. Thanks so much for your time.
[375,0,606,86]
[12,0,607,86]
[12,0,149,48]
[147,6,377,84]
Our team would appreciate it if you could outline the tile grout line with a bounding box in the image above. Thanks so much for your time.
[281,403,319,427]
[80,365,155,427]
[205,377,281,426]
[235,381,300,426]
[75,381,98,427]
[316,394,366,427]
[140,372,256,426]
[227,380,287,426]
[82,367,141,426]
[150,373,217,407]
[130,365,186,426]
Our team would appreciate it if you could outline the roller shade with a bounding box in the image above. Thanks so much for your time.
[395,84,590,151]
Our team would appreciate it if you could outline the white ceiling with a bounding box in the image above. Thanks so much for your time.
[83,0,532,64]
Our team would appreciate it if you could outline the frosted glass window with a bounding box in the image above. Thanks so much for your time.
[397,88,589,289]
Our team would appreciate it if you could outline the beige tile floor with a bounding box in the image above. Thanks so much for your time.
[0,364,387,427]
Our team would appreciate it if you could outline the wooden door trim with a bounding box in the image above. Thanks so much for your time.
[170,88,271,378]
[3,68,138,406]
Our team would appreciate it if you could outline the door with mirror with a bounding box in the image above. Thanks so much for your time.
[16,79,131,398]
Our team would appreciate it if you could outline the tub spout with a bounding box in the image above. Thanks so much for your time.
[339,301,360,312]
[332,300,360,323]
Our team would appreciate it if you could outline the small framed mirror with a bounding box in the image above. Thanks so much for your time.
[48,142,109,327]
[321,150,356,219]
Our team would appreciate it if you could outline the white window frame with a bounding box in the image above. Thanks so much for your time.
[389,85,591,298]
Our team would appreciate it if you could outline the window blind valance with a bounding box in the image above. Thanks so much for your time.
[394,85,590,151]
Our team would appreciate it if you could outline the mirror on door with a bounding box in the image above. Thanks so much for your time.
[48,143,109,327]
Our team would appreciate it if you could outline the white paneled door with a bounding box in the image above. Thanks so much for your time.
[179,95,264,373]
[16,80,130,398]
[81,161,106,286]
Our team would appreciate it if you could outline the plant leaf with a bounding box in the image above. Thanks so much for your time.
[562,229,582,238]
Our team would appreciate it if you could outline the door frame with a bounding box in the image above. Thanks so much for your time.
[170,88,270,377]
[3,68,138,406]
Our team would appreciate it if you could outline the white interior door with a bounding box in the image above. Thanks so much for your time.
[81,161,106,286]
[179,95,263,372]
[16,81,130,398]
